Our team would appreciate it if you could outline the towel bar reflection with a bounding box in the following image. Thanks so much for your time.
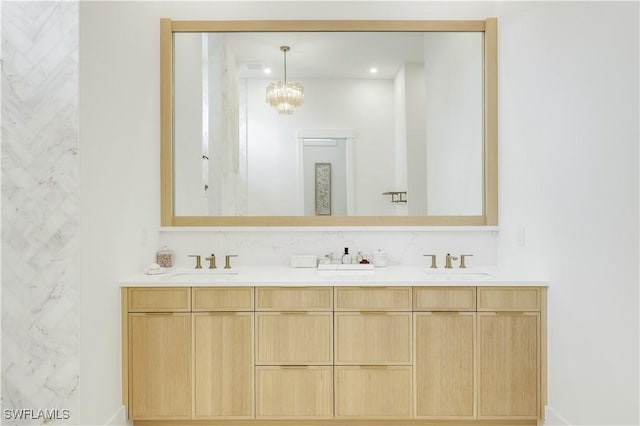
[382,191,407,203]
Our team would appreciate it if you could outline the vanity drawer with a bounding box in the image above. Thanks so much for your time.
[256,287,332,311]
[127,287,191,312]
[192,287,254,311]
[335,312,412,365]
[413,287,476,311]
[256,312,333,365]
[334,287,412,311]
[477,287,541,311]
[335,366,412,418]
[256,366,333,419]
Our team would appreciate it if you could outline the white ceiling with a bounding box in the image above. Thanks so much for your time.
[221,32,427,80]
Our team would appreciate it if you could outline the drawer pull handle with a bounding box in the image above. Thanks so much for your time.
[281,365,309,369]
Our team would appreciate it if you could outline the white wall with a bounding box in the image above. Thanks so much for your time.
[424,32,483,216]
[403,63,428,215]
[393,66,409,216]
[174,33,205,215]
[494,2,639,424]
[77,2,638,425]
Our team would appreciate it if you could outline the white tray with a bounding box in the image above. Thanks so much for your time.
[317,263,375,270]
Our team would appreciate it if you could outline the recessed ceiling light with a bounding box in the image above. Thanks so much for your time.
[369,67,378,74]
[263,67,272,74]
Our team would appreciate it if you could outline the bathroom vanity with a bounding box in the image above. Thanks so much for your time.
[133,14,548,425]
[121,268,546,426]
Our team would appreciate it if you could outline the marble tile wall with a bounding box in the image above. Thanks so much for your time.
[1,1,79,425]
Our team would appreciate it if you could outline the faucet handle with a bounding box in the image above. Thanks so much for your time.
[459,254,473,269]
[423,254,438,269]
[188,254,202,269]
[224,254,238,269]
[205,254,217,269]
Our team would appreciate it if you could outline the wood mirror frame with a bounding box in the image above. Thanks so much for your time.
[160,18,497,227]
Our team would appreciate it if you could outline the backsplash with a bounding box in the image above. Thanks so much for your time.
[158,228,498,269]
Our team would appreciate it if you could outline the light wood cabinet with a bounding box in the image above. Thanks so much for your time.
[256,312,333,365]
[477,286,542,419]
[256,366,333,418]
[477,287,541,311]
[335,287,412,311]
[192,287,253,311]
[256,287,332,311]
[414,312,475,418]
[414,287,476,311]
[335,312,411,365]
[128,287,190,312]
[123,285,546,425]
[193,312,253,418]
[255,288,334,418]
[335,366,413,418]
[128,313,191,419]
[478,312,539,418]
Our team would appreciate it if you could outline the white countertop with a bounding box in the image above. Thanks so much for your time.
[121,265,547,287]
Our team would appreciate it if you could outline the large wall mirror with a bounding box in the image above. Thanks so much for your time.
[161,19,497,226]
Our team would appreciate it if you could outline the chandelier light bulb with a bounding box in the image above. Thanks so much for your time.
[266,46,304,115]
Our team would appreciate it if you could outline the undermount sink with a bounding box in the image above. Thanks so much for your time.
[163,269,240,282]
[424,269,493,281]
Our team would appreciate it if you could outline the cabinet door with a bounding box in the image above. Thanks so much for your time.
[478,313,539,418]
[335,366,412,418]
[193,313,253,418]
[414,313,475,418]
[335,312,411,364]
[256,313,332,364]
[256,366,333,418]
[129,313,191,419]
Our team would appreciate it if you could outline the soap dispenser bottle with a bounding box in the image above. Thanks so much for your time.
[341,247,352,264]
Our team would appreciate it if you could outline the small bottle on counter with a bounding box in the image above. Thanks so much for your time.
[341,247,352,264]
[156,246,174,268]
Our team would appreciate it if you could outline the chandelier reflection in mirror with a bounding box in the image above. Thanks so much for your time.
[265,45,304,114]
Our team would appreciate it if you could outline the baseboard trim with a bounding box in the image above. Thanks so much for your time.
[133,420,538,426]
[543,406,571,425]
[106,406,131,426]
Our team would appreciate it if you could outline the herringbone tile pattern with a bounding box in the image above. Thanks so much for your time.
[1,1,79,424]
